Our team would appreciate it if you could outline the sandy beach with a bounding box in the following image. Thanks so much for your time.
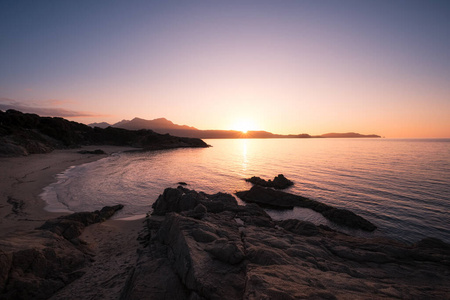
[1,146,149,299]
[0,146,141,236]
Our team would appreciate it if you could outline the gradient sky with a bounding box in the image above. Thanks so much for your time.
[1,0,449,138]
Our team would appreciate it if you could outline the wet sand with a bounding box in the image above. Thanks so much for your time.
[0,146,140,237]
[0,146,153,299]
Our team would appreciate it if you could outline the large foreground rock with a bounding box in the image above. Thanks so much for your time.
[236,185,377,231]
[0,205,123,299]
[124,187,450,299]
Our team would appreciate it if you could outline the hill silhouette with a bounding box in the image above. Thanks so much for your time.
[0,110,208,156]
[92,117,380,139]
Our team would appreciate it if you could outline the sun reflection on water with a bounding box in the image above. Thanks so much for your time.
[241,139,248,173]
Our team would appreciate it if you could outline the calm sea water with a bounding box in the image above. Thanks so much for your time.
[41,138,450,244]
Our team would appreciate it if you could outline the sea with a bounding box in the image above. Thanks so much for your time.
[41,138,450,244]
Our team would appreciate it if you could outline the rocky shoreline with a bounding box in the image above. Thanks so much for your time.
[1,185,449,299]
[126,186,450,299]
[236,185,377,232]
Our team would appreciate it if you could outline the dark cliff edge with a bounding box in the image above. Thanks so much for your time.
[0,110,208,156]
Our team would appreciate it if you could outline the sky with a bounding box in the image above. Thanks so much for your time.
[1,0,449,138]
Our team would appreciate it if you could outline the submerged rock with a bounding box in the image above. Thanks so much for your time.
[236,185,377,231]
[245,174,294,189]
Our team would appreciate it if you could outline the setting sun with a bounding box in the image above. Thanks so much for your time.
[232,119,257,134]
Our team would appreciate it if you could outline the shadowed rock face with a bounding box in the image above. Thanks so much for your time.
[0,206,123,300]
[152,186,239,216]
[38,205,124,240]
[126,187,450,299]
[245,174,294,189]
[236,185,377,231]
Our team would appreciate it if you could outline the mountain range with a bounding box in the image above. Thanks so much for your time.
[89,117,380,139]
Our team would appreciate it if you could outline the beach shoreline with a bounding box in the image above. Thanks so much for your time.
[0,145,141,238]
[2,145,450,299]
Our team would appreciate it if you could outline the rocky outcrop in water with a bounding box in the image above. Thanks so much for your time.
[236,185,377,231]
[0,205,123,300]
[0,109,208,156]
[245,174,294,189]
[123,187,450,299]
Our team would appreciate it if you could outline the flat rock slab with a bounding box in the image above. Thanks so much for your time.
[236,185,376,231]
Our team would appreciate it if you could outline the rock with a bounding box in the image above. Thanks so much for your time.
[152,187,200,215]
[152,187,238,216]
[322,208,377,232]
[245,174,294,189]
[77,149,106,154]
[38,205,124,240]
[177,182,188,185]
[0,232,88,300]
[205,238,245,264]
[0,140,28,156]
[277,219,320,236]
[194,203,207,214]
[0,205,123,299]
[414,237,450,250]
[236,185,377,231]
[234,203,274,228]
[192,228,218,243]
[154,213,246,300]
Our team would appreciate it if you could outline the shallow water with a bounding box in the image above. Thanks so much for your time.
[41,138,450,244]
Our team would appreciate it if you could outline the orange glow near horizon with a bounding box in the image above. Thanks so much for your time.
[1,2,449,139]
[231,119,259,134]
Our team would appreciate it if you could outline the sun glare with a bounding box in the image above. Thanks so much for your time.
[233,120,256,134]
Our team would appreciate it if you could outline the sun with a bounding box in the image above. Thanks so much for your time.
[232,119,255,134]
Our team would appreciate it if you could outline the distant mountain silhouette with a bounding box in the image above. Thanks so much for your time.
[112,117,197,131]
[320,132,380,138]
[89,122,111,129]
[92,116,380,139]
